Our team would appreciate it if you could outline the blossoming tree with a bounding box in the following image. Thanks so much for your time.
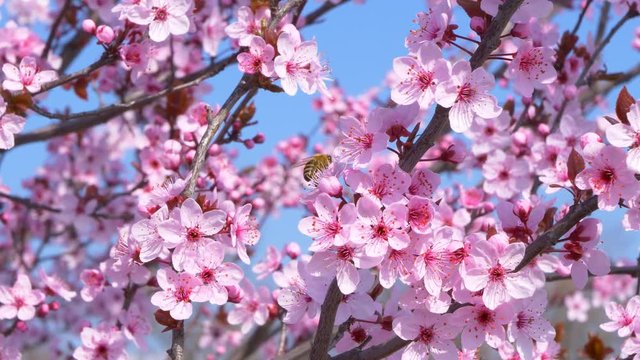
[1,0,640,359]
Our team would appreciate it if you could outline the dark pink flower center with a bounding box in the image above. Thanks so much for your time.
[373,222,390,240]
[350,327,368,343]
[516,311,533,329]
[476,308,495,326]
[356,133,374,149]
[336,246,354,261]
[174,286,191,302]
[200,268,214,285]
[152,6,169,22]
[417,70,434,91]
[599,168,615,183]
[418,326,435,344]
[488,264,506,282]
[95,344,109,358]
[456,82,475,103]
[186,227,202,242]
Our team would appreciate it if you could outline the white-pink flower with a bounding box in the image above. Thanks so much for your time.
[507,290,556,359]
[127,0,190,42]
[216,201,260,264]
[182,241,244,305]
[274,24,320,96]
[2,56,57,93]
[157,198,226,270]
[73,324,127,360]
[435,60,501,133]
[0,95,25,150]
[391,42,450,108]
[237,35,275,77]
[130,205,170,263]
[351,196,410,258]
[507,41,557,97]
[298,193,356,251]
[333,115,387,167]
[0,274,45,321]
[392,310,459,360]
[224,6,269,47]
[601,295,640,337]
[606,102,640,172]
[461,234,535,309]
[150,268,209,320]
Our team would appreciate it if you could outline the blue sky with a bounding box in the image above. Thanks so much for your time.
[1,0,639,264]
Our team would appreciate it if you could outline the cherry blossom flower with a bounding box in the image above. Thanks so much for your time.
[606,102,640,172]
[157,198,226,270]
[118,305,151,349]
[130,205,170,263]
[39,269,77,301]
[127,0,190,42]
[2,56,56,92]
[298,193,356,251]
[576,143,640,210]
[507,40,557,97]
[622,336,640,360]
[408,168,440,198]
[507,291,556,359]
[0,95,25,150]
[252,245,282,279]
[216,201,260,264]
[373,103,420,142]
[565,292,590,322]
[379,246,415,289]
[351,196,409,257]
[72,324,127,360]
[80,269,106,302]
[274,24,322,96]
[560,218,610,289]
[237,36,275,77]
[150,268,209,320]
[600,295,640,337]
[333,115,387,167]
[482,150,532,199]
[391,43,450,108]
[407,196,435,234]
[119,42,156,83]
[482,0,553,23]
[347,163,411,206]
[393,310,459,359]
[0,335,20,360]
[227,281,272,334]
[0,274,45,321]
[413,227,457,296]
[461,233,535,309]
[182,241,244,305]
[435,60,502,133]
[405,5,451,51]
[453,302,514,350]
[224,6,269,47]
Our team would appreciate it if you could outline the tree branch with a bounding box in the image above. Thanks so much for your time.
[310,279,342,360]
[41,0,72,60]
[514,195,599,272]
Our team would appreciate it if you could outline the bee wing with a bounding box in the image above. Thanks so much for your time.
[293,156,314,168]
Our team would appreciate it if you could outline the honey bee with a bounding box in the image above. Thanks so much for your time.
[295,154,333,184]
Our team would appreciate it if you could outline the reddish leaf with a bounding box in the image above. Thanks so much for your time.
[154,310,181,332]
[486,225,498,239]
[537,207,557,233]
[458,0,487,19]
[555,31,578,69]
[603,115,619,125]
[73,78,89,101]
[567,148,585,185]
[616,86,636,125]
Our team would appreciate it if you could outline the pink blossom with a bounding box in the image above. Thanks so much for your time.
[461,234,535,309]
[600,295,640,337]
[373,103,420,142]
[130,205,170,263]
[224,6,269,47]
[560,218,610,289]
[0,274,45,321]
[413,227,457,296]
[80,269,106,302]
[605,102,640,172]
[507,291,556,359]
[435,60,501,133]
[182,241,244,305]
[391,43,450,108]
[405,6,451,51]
[408,168,440,198]
[307,244,380,295]
[108,227,151,287]
[575,143,640,210]
[72,324,127,360]
[407,196,435,234]
[347,163,411,206]
[453,302,514,350]
[119,42,155,83]
[0,335,20,360]
[351,196,410,257]
[274,24,321,96]
[298,193,356,251]
[379,246,415,289]
[237,36,275,77]
[202,6,227,57]
[227,281,272,333]
[252,245,282,279]
[565,292,590,322]
[150,268,209,320]
[0,95,25,150]
[276,259,328,324]
[127,0,190,42]
[157,198,226,270]
[392,310,459,359]
[39,269,77,302]
[216,201,260,264]
[622,335,640,360]
[118,305,151,349]
[333,115,387,167]
[507,40,557,97]
[2,56,57,92]
[482,150,532,199]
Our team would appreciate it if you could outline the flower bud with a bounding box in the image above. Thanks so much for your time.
[37,303,50,318]
[50,301,60,311]
[252,197,265,209]
[284,242,301,259]
[16,321,28,332]
[470,16,486,35]
[226,285,244,303]
[511,23,530,38]
[253,132,265,144]
[96,25,115,44]
[82,19,96,34]
[537,123,550,137]
[580,132,602,148]
[243,139,255,149]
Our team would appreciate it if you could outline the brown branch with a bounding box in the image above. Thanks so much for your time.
[34,53,118,96]
[310,280,342,360]
[576,8,638,87]
[514,195,599,272]
[546,265,640,282]
[167,324,184,360]
[304,0,350,25]
[41,0,72,59]
[399,0,525,172]
[331,336,410,360]
[570,0,594,37]
[595,1,611,44]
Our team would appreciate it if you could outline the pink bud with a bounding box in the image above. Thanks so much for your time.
[284,242,301,259]
[470,16,486,35]
[511,23,530,38]
[243,139,255,149]
[50,301,60,311]
[318,176,343,197]
[37,303,50,318]
[460,187,484,209]
[563,85,578,101]
[82,19,97,34]
[252,197,265,209]
[537,123,550,137]
[208,144,222,156]
[226,285,244,303]
[96,25,115,44]
[253,132,265,144]
[481,202,495,213]
[16,321,28,332]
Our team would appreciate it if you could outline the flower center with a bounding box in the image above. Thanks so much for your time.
[152,6,169,22]
[336,245,354,261]
[456,82,475,102]
[418,326,435,344]
[200,268,214,285]
[488,264,506,282]
[174,286,191,303]
[186,227,202,242]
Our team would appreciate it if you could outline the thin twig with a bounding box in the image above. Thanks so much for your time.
[595,1,611,44]
[41,0,72,59]
[570,0,594,37]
